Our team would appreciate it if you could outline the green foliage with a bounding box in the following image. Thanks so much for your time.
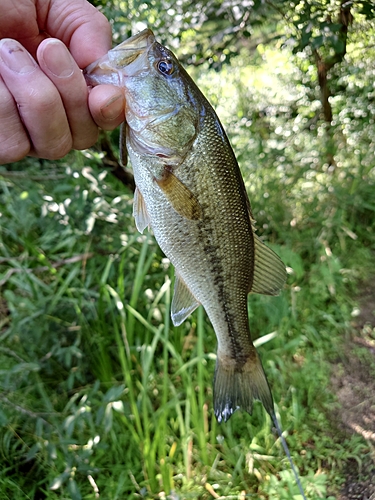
[277,1,373,53]
[88,0,375,66]
[1,5,375,499]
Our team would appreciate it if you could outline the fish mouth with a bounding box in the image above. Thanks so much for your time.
[83,28,155,86]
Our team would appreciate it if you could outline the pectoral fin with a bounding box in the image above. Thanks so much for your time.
[250,234,287,296]
[133,187,151,233]
[155,170,202,220]
[171,273,200,326]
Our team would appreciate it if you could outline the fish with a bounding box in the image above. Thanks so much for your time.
[84,29,287,424]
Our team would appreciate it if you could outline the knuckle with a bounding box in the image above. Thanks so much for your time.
[0,136,30,164]
[28,87,62,114]
[0,95,31,163]
[22,90,73,159]
[41,133,73,160]
[72,128,99,151]
[90,10,112,38]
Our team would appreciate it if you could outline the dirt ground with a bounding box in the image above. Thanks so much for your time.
[331,282,375,500]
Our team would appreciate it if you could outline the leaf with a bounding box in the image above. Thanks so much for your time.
[0,409,8,426]
[331,35,345,55]
[68,479,82,500]
[358,0,375,19]
[26,443,41,462]
[310,35,324,50]
[104,403,113,434]
[50,471,70,491]
[103,384,126,403]
[0,362,40,376]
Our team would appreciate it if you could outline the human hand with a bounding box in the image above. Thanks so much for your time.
[0,0,125,165]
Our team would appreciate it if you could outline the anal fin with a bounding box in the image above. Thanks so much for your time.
[251,234,287,296]
[171,273,200,326]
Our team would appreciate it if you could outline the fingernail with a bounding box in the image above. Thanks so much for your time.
[0,39,37,74]
[41,40,74,78]
[100,94,124,120]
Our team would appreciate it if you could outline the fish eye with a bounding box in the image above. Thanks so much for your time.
[157,59,174,75]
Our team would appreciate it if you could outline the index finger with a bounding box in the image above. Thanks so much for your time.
[0,39,72,159]
[45,0,113,67]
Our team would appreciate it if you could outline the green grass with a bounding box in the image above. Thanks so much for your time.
[1,154,373,499]
[1,44,375,499]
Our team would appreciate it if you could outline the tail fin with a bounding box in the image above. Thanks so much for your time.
[213,350,274,423]
[213,352,307,499]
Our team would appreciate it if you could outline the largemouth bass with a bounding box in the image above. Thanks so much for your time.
[84,29,287,423]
